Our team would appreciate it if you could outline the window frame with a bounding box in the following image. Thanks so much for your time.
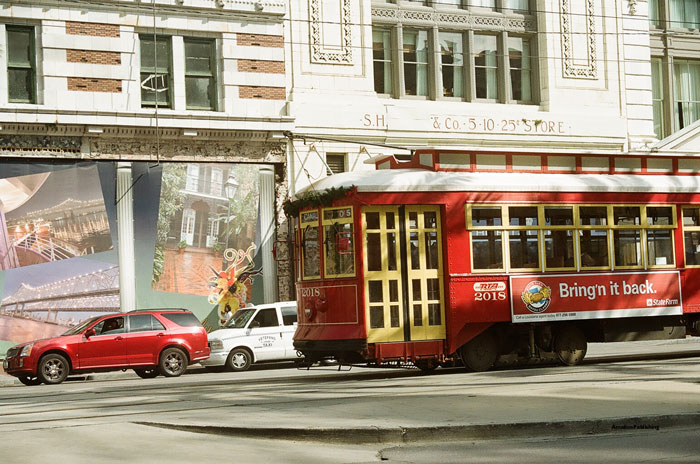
[139,34,173,109]
[6,25,36,104]
[466,204,677,274]
[322,206,356,279]
[183,37,218,111]
[299,210,322,281]
[682,206,700,268]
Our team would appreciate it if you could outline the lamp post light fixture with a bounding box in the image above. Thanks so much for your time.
[222,174,239,269]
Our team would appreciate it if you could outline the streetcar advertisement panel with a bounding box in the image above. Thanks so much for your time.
[510,271,682,323]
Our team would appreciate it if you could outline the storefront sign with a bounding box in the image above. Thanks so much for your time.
[431,116,568,134]
[510,271,682,323]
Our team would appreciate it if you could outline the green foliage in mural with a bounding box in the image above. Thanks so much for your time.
[152,164,187,285]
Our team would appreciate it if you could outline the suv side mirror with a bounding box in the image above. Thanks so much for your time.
[85,328,96,338]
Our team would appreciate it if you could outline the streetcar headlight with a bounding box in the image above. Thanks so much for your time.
[208,339,224,351]
[20,344,33,357]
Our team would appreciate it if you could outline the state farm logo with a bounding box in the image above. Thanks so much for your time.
[473,282,506,292]
[521,281,552,313]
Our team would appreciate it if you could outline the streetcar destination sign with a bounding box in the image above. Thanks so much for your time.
[509,271,682,323]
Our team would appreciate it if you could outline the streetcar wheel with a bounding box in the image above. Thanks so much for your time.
[459,330,498,372]
[18,375,42,386]
[554,326,587,366]
[226,348,252,372]
[158,348,188,377]
[134,368,159,379]
[38,353,69,385]
[414,359,438,372]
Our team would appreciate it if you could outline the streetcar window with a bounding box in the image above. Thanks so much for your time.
[322,207,355,278]
[302,224,321,279]
[467,203,676,273]
[471,230,503,270]
[614,230,641,267]
[683,207,700,267]
[369,306,384,328]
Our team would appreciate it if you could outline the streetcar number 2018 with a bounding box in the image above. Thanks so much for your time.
[475,292,507,301]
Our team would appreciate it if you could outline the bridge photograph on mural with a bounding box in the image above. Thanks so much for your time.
[0,164,113,271]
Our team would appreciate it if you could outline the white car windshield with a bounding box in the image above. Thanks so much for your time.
[226,308,256,328]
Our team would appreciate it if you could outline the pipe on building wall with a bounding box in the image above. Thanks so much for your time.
[116,162,136,312]
[259,165,277,303]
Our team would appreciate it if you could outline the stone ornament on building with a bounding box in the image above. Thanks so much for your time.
[372,6,536,34]
[560,0,598,79]
[309,0,353,65]
[628,0,638,15]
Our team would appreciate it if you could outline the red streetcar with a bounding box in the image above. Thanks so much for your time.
[290,149,700,371]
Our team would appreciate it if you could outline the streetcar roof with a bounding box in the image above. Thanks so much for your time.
[296,169,700,197]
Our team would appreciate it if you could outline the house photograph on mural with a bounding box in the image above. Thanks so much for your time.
[152,162,261,296]
[0,164,112,271]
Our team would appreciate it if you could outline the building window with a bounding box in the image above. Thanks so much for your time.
[373,29,393,95]
[373,3,537,103]
[669,0,700,29]
[184,38,217,110]
[474,34,499,100]
[6,26,36,103]
[439,32,464,98]
[326,153,346,175]
[673,59,700,131]
[649,0,661,27]
[508,37,532,102]
[140,35,172,108]
[651,58,665,139]
[402,30,430,97]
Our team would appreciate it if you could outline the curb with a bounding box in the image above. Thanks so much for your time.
[134,412,700,444]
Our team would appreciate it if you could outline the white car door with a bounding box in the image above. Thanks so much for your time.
[279,304,299,359]
[246,307,286,361]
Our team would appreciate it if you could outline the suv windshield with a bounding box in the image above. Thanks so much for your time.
[226,308,256,328]
[62,316,101,336]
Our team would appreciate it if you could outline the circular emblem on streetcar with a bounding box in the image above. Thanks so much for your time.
[521,281,552,313]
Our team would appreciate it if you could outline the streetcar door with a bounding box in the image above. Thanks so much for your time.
[405,206,446,341]
[362,205,446,344]
[362,206,405,343]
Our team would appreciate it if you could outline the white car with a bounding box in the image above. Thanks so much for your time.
[201,301,299,372]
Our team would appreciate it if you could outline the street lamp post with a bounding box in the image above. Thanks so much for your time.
[222,174,239,270]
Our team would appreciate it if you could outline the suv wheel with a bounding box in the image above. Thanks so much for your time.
[159,348,188,377]
[226,348,252,372]
[38,353,69,385]
[134,368,159,379]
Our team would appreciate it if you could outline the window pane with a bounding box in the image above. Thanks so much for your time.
[504,0,529,12]
[670,0,700,29]
[325,223,355,276]
[428,303,441,326]
[440,32,464,97]
[685,231,700,265]
[651,58,665,138]
[580,229,609,267]
[614,230,641,266]
[369,281,383,302]
[673,59,700,131]
[545,230,574,268]
[649,0,660,27]
[403,30,429,96]
[387,232,397,271]
[366,212,380,230]
[425,231,439,269]
[509,206,538,226]
[508,37,532,101]
[410,232,420,269]
[129,314,153,332]
[509,230,539,268]
[302,226,320,278]
[472,230,503,269]
[373,29,393,94]
[185,41,213,74]
[186,76,215,109]
[683,208,700,226]
[367,233,382,271]
[545,207,573,226]
[472,206,502,226]
[579,206,608,226]
[613,206,641,225]
[474,35,499,99]
[252,308,279,328]
[471,0,495,8]
[390,305,400,328]
[8,69,34,103]
[647,230,674,266]
[370,306,384,328]
[7,28,32,65]
[646,206,674,225]
[413,304,423,326]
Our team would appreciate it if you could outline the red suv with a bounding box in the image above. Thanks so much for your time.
[3,309,210,385]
